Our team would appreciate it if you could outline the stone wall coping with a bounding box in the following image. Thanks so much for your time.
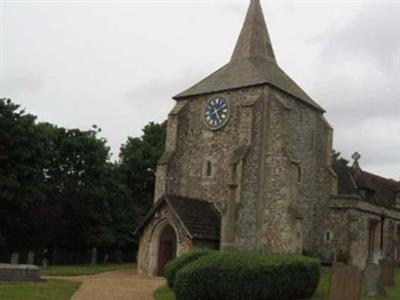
[330,195,400,220]
[0,264,39,270]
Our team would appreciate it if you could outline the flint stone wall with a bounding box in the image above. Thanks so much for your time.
[327,196,400,268]
[155,83,334,255]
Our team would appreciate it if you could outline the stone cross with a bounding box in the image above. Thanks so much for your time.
[365,263,386,297]
[10,253,19,265]
[379,258,396,287]
[351,152,361,170]
[27,251,35,265]
[329,263,362,300]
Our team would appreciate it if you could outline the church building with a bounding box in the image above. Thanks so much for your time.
[136,0,400,276]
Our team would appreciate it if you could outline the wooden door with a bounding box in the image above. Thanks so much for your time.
[157,224,177,276]
[158,241,174,276]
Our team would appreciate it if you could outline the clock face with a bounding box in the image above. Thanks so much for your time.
[204,97,230,129]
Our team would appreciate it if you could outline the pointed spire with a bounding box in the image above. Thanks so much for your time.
[231,0,276,63]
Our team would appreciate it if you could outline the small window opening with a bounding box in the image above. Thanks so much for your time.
[325,230,333,243]
[297,166,302,183]
[206,161,212,177]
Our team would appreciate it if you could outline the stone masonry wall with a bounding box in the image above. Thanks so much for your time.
[166,86,266,250]
[328,197,400,269]
[257,87,335,254]
[138,203,192,276]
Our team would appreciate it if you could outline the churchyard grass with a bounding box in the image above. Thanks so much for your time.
[154,268,400,300]
[41,263,136,276]
[0,280,80,300]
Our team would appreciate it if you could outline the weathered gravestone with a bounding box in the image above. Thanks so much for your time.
[27,251,35,265]
[42,249,49,268]
[365,263,386,297]
[91,247,97,265]
[41,258,49,268]
[10,253,19,265]
[0,264,41,281]
[115,250,123,264]
[379,258,396,287]
[103,253,109,264]
[329,263,362,300]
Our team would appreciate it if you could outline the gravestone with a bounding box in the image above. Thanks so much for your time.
[0,264,41,281]
[27,251,35,265]
[103,253,109,264]
[329,263,362,300]
[365,263,386,297]
[115,250,123,264]
[41,258,49,268]
[91,247,97,265]
[10,253,19,265]
[379,258,396,287]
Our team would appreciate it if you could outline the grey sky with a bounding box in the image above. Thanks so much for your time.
[1,0,400,180]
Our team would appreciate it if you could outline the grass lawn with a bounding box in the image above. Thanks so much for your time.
[0,263,136,300]
[42,263,136,276]
[0,280,80,300]
[154,268,400,300]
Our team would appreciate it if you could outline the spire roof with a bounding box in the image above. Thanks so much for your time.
[174,0,324,112]
[231,0,275,62]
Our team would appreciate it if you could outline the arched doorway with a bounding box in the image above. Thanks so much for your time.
[157,224,177,276]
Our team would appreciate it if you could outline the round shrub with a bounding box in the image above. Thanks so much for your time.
[164,249,213,288]
[174,251,320,300]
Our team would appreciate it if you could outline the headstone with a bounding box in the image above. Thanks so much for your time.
[42,249,49,268]
[329,263,362,300]
[10,253,19,265]
[103,253,109,264]
[41,258,49,268]
[27,251,35,265]
[365,263,386,297]
[379,258,396,287]
[115,250,123,264]
[0,264,41,281]
[372,251,384,264]
[91,247,97,265]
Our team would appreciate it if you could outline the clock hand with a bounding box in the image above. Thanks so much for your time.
[211,106,226,116]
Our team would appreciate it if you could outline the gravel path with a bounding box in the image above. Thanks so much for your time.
[48,271,165,300]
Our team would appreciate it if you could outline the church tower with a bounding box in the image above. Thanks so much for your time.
[137,0,336,276]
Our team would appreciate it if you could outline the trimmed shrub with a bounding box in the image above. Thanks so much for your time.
[164,249,213,288]
[174,251,320,300]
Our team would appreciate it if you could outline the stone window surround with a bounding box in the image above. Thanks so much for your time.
[325,230,334,243]
[202,157,217,180]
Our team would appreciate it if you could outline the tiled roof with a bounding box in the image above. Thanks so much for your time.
[136,195,221,241]
[167,195,221,241]
[333,159,400,208]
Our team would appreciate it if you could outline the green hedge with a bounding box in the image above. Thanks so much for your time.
[174,251,320,300]
[164,250,213,288]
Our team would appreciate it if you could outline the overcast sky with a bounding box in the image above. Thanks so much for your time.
[1,0,399,180]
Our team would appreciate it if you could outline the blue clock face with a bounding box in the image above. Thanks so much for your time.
[204,97,230,129]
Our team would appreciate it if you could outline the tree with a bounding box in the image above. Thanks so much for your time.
[0,98,47,250]
[0,98,166,258]
[119,121,167,223]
